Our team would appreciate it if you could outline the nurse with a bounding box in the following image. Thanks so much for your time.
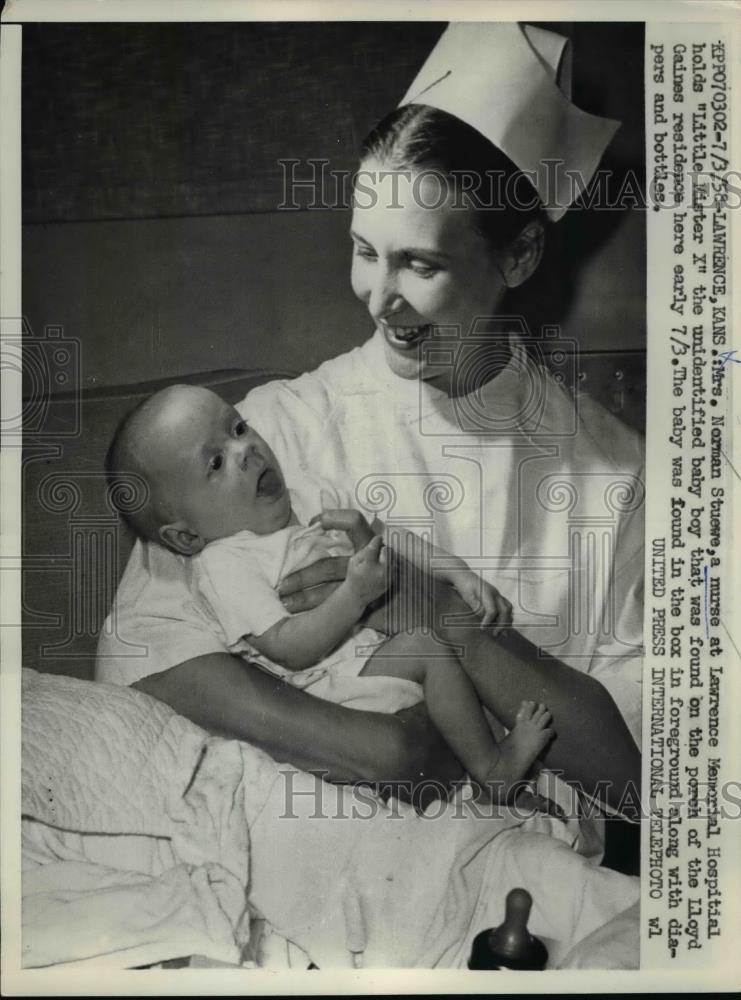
[97,24,643,816]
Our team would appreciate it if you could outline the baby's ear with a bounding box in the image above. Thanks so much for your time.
[159,521,205,556]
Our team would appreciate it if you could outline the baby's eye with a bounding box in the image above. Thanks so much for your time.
[208,454,223,474]
[234,420,247,437]
[353,244,377,262]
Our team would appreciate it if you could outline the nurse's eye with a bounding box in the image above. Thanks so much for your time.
[407,257,438,278]
[233,419,248,437]
[208,453,224,474]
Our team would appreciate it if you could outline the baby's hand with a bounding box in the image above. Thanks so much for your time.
[448,570,513,636]
[310,508,375,551]
[346,536,389,607]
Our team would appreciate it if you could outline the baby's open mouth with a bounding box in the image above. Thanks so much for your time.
[256,467,283,499]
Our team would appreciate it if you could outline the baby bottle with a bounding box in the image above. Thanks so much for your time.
[467,887,548,970]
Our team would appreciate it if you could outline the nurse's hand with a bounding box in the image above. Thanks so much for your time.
[278,556,349,613]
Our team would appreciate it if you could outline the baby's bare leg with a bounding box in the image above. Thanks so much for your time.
[370,556,641,818]
[361,631,553,800]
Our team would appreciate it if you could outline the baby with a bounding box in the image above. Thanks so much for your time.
[106,384,555,803]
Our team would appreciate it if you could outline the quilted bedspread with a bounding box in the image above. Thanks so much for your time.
[21,668,640,970]
[23,666,208,838]
[21,668,259,968]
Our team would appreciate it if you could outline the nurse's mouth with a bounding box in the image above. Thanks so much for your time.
[382,323,433,349]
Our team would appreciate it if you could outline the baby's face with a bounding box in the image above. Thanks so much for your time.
[145,385,292,544]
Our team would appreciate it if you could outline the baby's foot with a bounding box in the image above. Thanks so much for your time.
[482,701,554,804]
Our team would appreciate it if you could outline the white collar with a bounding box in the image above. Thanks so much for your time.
[359,329,547,432]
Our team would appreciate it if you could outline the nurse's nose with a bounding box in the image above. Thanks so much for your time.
[368,265,404,323]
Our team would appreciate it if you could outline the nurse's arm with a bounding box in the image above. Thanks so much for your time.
[132,651,461,788]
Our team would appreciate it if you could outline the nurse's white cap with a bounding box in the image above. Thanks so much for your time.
[398,22,620,221]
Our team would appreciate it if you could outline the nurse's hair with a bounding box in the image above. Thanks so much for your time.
[360,104,546,259]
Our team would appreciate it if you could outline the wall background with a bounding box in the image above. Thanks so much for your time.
[21,21,646,388]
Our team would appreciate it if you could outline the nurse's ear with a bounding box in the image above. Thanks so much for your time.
[159,520,205,556]
[498,220,545,289]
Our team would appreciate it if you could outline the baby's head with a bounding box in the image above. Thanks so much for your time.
[106,384,292,555]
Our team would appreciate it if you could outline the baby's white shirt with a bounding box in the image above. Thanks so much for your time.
[193,478,364,676]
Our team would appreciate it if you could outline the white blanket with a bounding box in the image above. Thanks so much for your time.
[245,770,638,968]
[21,669,639,969]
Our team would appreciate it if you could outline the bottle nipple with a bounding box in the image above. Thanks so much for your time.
[468,888,548,970]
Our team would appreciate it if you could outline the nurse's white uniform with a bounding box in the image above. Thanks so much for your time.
[96,332,644,746]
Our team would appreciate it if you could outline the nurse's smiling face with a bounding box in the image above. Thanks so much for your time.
[350,158,509,383]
